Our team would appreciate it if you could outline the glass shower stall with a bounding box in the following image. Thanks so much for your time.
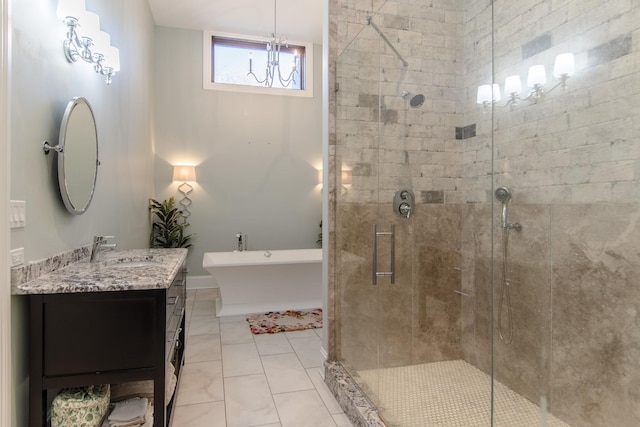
[327,0,640,426]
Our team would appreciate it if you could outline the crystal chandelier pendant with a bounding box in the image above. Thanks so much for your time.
[247,0,299,88]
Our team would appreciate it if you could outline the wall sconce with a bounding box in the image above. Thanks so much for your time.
[172,165,197,220]
[477,52,575,111]
[56,0,120,84]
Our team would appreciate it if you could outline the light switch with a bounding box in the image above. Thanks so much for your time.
[10,248,24,267]
[10,200,26,228]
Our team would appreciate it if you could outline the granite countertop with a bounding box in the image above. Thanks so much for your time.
[13,248,188,295]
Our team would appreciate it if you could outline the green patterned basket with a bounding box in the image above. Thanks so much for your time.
[51,385,110,427]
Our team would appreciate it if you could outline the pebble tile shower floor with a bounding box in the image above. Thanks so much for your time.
[358,360,570,427]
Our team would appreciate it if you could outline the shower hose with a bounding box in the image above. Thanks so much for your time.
[498,225,513,344]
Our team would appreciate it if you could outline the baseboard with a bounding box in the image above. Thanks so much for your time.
[320,346,328,361]
[186,275,218,290]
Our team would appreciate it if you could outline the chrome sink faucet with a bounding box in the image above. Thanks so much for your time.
[236,233,244,251]
[90,235,116,262]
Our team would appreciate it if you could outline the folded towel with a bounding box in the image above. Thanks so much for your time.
[141,405,153,427]
[108,397,148,423]
[101,403,152,427]
[110,363,177,404]
[109,420,144,427]
[166,363,177,403]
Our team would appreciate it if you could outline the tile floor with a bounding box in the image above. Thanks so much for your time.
[358,360,570,427]
[171,288,353,427]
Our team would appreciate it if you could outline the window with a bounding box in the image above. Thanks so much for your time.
[203,31,314,97]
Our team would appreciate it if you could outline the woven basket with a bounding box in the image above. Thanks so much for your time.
[51,385,110,427]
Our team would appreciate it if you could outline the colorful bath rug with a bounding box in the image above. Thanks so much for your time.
[246,309,322,334]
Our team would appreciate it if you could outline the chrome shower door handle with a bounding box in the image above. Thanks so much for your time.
[371,224,378,286]
[390,224,395,284]
[372,224,395,286]
[372,224,377,286]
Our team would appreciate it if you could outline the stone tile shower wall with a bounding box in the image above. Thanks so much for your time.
[330,0,640,426]
[462,1,640,426]
[329,0,465,371]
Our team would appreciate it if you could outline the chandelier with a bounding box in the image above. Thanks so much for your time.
[247,0,299,88]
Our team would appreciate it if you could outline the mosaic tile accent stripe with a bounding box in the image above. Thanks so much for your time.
[588,34,632,67]
[455,124,476,140]
[522,33,552,59]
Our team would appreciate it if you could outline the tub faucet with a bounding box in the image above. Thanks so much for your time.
[236,233,243,251]
[90,235,116,262]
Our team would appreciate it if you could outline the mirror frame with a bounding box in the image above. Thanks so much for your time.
[57,97,99,215]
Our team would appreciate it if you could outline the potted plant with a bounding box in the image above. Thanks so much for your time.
[148,197,193,249]
[316,220,322,247]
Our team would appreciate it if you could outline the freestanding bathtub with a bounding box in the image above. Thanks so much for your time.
[202,249,322,317]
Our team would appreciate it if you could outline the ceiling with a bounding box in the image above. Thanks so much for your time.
[147,0,323,44]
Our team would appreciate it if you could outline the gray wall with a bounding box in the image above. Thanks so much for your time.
[10,0,156,424]
[10,0,155,258]
[154,26,323,276]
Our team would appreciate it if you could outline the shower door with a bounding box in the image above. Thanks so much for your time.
[333,2,474,425]
[333,6,413,421]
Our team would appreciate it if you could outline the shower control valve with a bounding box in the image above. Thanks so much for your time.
[399,202,411,218]
[507,222,522,232]
[393,189,415,219]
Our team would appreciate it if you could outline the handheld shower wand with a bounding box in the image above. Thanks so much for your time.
[495,187,521,231]
[495,187,511,229]
[494,186,522,344]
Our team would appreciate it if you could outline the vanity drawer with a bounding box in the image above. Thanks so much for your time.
[41,291,159,377]
[165,266,186,361]
[166,299,184,357]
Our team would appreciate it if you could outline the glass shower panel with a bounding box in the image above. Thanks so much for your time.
[331,0,640,425]
[487,0,640,426]
[334,12,383,407]
[334,0,491,425]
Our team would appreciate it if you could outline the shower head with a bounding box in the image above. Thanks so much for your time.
[495,186,512,203]
[402,92,425,108]
[410,94,425,108]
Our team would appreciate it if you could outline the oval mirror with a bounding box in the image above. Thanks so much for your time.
[58,97,99,214]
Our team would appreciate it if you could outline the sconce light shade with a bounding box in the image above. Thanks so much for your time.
[341,170,353,186]
[476,84,500,104]
[56,0,85,20]
[79,11,100,40]
[504,75,522,95]
[553,53,575,78]
[492,83,501,102]
[476,84,492,104]
[172,165,197,182]
[104,46,120,72]
[92,31,111,55]
[527,64,547,87]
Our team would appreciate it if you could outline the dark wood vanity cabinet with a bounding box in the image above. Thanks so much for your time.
[29,266,187,427]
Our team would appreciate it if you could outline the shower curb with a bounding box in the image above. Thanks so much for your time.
[325,360,387,427]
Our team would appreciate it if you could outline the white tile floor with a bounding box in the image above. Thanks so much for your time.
[171,288,353,427]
